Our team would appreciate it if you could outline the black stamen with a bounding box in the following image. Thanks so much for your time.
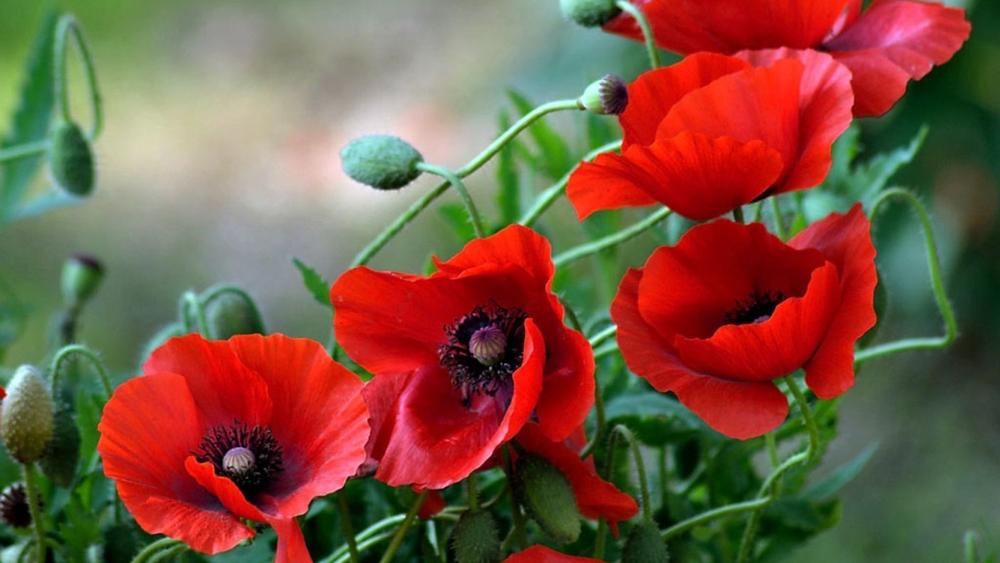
[438,305,527,407]
[0,483,32,528]
[194,420,283,494]
[725,291,786,325]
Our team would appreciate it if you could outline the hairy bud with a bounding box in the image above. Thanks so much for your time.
[203,287,265,339]
[623,521,670,563]
[61,254,104,308]
[1,366,55,463]
[451,510,501,563]
[514,454,581,544]
[340,135,424,190]
[49,121,95,197]
[39,402,81,487]
[560,0,622,27]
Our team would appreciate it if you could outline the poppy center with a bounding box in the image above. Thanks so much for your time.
[438,305,527,407]
[194,420,283,494]
[725,291,786,325]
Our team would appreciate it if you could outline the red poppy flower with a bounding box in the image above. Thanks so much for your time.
[98,334,369,562]
[504,545,601,563]
[567,51,853,221]
[611,205,876,439]
[330,225,594,490]
[605,0,970,117]
[515,423,638,536]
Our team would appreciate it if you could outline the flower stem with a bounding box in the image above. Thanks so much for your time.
[732,206,745,224]
[855,187,957,363]
[615,1,661,69]
[554,207,672,267]
[54,15,103,138]
[179,291,209,335]
[336,493,361,563]
[467,475,479,511]
[130,538,183,563]
[661,497,771,541]
[518,139,622,227]
[22,464,45,563]
[378,491,427,563]
[0,140,49,163]
[587,324,617,348]
[770,196,788,239]
[783,376,820,462]
[613,426,653,522]
[735,451,809,563]
[49,343,114,398]
[416,162,485,238]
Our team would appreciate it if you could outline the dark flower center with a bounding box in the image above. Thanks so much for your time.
[194,420,283,494]
[725,291,786,325]
[439,305,527,407]
[0,483,32,528]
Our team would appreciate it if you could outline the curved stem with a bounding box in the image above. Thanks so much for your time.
[336,493,360,563]
[855,188,958,363]
[416,162,485,238]
[518,139,622,227]
[352,182,450,266]
[964,530,980,563]
[148,544,188,563]
[661,497,771,541]
[378,491,427,563]
[615,1,661,68]
[129,538,182,563]
[770,196,788,240]
[466,475,480,511]
[613,426,652,522]
[22,464,45,563]
[587,324,617,349]
[554,207,672,267]
[54,15,103,138]
[783,376,819,462]
[49,343,113,398]
[322,514,407,563]
[0,140,49,163]
[179,291,209,336]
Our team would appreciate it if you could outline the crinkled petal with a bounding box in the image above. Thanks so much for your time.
[504,545,602,563]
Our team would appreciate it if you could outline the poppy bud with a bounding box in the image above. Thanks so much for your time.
[49,121,95,197]
[61,254,104,309]
[340,134,424,190]
[1,365,55,463]
[560,0,622,27]
[451,509,501,563]
[203,288,265,339]
[622,521,670,563]
[39,402,81,487]
[514,454,581,544]
[0,483,32,528]
[100,522,141,563]
[577,74,629,115]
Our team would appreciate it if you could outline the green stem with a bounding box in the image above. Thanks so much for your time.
[592,342,619,361]
[466,474,479,511]
[0,140,49,163]
[336,493,360,563]
[614,426,653,522]
[964,530,980,563]
[179,291,209,336]
[331,532,395,563]
[416,162,485,238]
[554,207,672,267]
[54,15,103,138]
[148,544,189,563]
[732,206,745,224]
[49,343,113,398]
[321,514,407,563]
[518,139,622,227]
[735,448,812,563]
[130,538,182,563]
[770,196,788,239]
[661,497,771,541]
[615,1,661,68]
[783,376,820,462]
[22,464,45,563]
[855,188,958,364]
[587,324,617,349]
[378,491,427,563]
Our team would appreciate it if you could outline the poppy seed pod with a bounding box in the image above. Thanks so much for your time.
[39,402,81,487]
[340,134,423,190]
[622,521,670,563]
[578,74,628,115]
[451,509,501,563]
[49,121,95,197]
[61,254,104,308]
[560,0,622,27]
[1,365,55,464]
[203,288,266,339]
[514,454,581,544]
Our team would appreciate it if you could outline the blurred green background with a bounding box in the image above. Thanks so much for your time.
[0,0,996,561]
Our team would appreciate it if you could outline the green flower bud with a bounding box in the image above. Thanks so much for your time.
[39,401,81,487]
[49,121,95,197]
[623,521,670,563]
[100,522,141,563]
[61,254,104,308]
[202,287,265,340]
[514,454,581,544]
[451,510,501,563]
[578,74,629,115]
[560,0,622,27]
[1,365,55,463]
[139,322,184,367]
[340,135,423,190]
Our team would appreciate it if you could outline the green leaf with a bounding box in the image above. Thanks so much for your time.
[438,203,476,243]
[1,10,58,219]
[855,126,928,200]
[507,90,572,179]
[801,443,878,501]
[292,257,332,309]
[495,110,521,228]
[604,390,711,445]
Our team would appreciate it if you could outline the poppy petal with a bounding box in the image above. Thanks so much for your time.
[433,224,554,288]
[227,335,369,518]
[533,327,595,442]
[98,374,251,554]
[143,335,272,428]
[824,0,971,116]
[371,319,546,489]
[790,204,877,398]
[565,153,661,220]
[504,545,602,563]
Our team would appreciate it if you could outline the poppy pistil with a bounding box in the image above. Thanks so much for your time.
[438,305,527,407]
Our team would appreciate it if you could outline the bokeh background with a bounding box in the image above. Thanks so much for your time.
[0,1,996,561]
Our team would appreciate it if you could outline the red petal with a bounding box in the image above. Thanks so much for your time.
[824,0,971,116]
[142,334,272,428]
[433,224,554,287]
[371,320,546,489]
[417,489,446,519]
[533,327,595,442]
[98,374,251,554]
[565,152,662,220]
[516,424,638,534]
[791,204,878,398]
[504,545,602,563]
[227,335,369,518]
[612,269,789,439]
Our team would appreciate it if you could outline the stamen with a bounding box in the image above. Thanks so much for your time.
[194,420,283,494]
[725,291,786,325]
[439,305,527,407]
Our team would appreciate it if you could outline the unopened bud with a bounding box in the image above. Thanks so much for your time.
[451,510,501,563]
[560,0,622,27]
[1,365,55,463]
[39,402,81,487]
[61,254,104,308]
[203,287,265,339]
[49,121,95,197]
[514,454,581,544]
[623,521,670,563]
[578,74,628,115]
[340,135,423,190]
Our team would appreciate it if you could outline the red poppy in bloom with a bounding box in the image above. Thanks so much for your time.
[605,0,970,117]
[98,334,369,562]
[504,545,601,563]
[566,51,853,222]
[611,205,876,439]
[515,423,638,536]
[330,225,594,490]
